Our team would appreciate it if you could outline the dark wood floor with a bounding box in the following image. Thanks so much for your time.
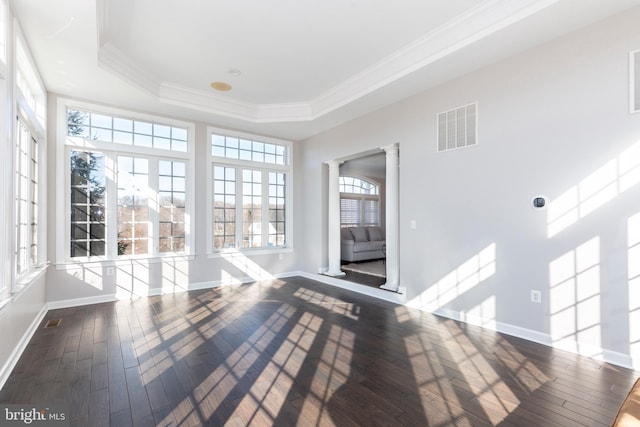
[1,276,638,426]
[340,269,386,288]
[340,259,386,288]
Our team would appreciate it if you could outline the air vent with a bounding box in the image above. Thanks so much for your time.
[44,319,61,328]
[437,102,477,152]
[631,50,640,113]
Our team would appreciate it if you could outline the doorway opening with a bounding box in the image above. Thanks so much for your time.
[325,144,399,293]
[339,153,386,287]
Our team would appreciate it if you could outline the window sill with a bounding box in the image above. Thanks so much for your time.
[15,263,49,289]
[208,247,293,259]
[0,297,12,315]
[1,263,50,310]
[55,254,195,270]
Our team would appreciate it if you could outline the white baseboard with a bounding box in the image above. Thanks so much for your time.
[297,271,407,305]
[47,271,303,309]
[427,307,636,370]
[48,294,118,310]
[0,304,48,390]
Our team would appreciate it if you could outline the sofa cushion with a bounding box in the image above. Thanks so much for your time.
[350,227,368,242]
[353,240,385,252]
[367,226,383,241]
[341,227,355,240]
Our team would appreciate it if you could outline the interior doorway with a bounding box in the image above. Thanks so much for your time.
[339,153,387,287]
[326,144,399,292]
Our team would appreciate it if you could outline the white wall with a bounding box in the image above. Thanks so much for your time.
[0,272,47,388]
[297,7,640,368]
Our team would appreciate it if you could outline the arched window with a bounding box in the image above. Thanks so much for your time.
[339,176,380,227]
[339,176,378,195]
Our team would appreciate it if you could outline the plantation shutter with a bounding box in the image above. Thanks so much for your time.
[363,199,378,225]
[340,197,360,227]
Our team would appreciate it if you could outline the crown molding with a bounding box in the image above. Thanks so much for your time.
[97,42,161,97]
[96,0,560,124]
[159,83,313,123]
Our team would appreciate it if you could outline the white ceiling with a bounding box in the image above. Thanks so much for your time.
[10,0,640,140]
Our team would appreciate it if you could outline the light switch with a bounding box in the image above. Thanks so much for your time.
[410,220,416,229]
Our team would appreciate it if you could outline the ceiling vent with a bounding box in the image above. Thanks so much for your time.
[437,102,477,152]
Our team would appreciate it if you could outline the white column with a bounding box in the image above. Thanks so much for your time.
[380,144,400,292]
[325,160,345,277]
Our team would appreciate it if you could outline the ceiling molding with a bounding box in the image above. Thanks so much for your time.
[95,0,560,124]
[97,42,161,97]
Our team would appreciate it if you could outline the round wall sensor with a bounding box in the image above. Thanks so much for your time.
[532,196,547,209]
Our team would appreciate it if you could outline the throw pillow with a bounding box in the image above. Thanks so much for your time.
[367,227,382,241]
[350,227,368,242]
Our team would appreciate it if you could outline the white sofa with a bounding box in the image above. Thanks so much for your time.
[340,226,386,262]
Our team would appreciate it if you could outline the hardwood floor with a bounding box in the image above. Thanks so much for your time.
[340,269,386,288]
[1,276,638,426]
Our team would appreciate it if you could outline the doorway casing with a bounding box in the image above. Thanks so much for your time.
[324,144,400,292]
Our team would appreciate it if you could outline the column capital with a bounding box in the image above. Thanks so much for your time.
[381,144,399,155]
[325,160,344,168]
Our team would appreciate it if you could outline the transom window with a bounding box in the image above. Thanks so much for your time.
[339,176,379,195]
[210,128,291,252]
[16,34,45,127]
[60,102,193,262]
[212,133,287,165]
[67,109,188,152]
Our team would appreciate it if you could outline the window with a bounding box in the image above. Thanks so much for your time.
[339,176,380,227]
[339,176,379,195]
[210,129,291,251]
[158,160,186,253]
[66,109,188,151]
[12,25,46,290]
[0,0,6,300]
[70,150,106,257]
[0,0,5,65]
[60,104,194,262]
[212,134,286,165]
[15,120,41,276]
[16,34,45,127]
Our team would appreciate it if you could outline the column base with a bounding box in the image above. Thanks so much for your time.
[322,270,346,278]
[379,283,400,292]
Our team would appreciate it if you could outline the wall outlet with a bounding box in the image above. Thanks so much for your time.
[530,289,542,304]
[106,267,114,276]
[410,220,417,229]
[279,253,284,260]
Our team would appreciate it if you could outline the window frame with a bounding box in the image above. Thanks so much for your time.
[56,98,195,265]
[0,0,8,302]
[11,22,47,294]
[208,126,293,255]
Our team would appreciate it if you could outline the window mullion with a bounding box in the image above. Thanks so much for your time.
[106,153,118,258]
[261,170,269,248]
[148,159,159,255]
[235,167,243,249]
